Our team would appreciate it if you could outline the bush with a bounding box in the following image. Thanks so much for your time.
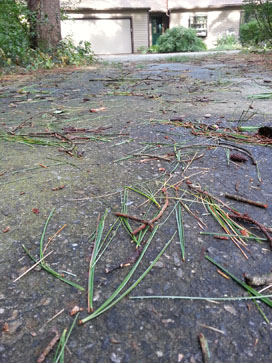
[242,0,272,46]
[239,20,264,46]
[0,1,95,71]
[215,34,241,50]
[157,27,206,53]
[137,45,159,54]
[0,1,30,66]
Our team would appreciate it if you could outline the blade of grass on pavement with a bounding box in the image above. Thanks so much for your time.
[80,226,160,324]
[22,208,85,291]
[22,245,85,291]
[205,255,272,308]
[80,230,176,324]
[88,209,109,312]
[53,313,79,363]
[53,329,67,363]
[175,203,185,261]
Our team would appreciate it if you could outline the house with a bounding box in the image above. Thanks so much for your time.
[60,0,244,54]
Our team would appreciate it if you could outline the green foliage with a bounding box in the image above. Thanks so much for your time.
[240,20,265,45]
[137,45,159,54]
[0,1,95,71]
[0,0,30,66]
[157,27,206,53]
[215,34,241,50]
[242,0,272,45]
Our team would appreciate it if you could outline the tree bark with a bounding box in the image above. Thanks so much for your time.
[27,0,61,51]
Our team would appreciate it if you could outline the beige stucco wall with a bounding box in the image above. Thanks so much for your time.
[170,8,242,49]
[62,10,149,53]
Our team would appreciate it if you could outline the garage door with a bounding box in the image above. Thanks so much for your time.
[61,18,132,54]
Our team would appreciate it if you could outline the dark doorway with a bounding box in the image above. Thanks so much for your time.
[151,14,169,45]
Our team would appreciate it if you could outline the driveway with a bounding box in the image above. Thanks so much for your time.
[99,50,241,63]
[1,51,272,362]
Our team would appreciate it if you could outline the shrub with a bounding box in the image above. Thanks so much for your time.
[0,0,30,66]
[0,1,95,71]
[215,34,241,50]
[242,0,272,45]
[157,27,206,53]
[137,45,158,54]
[239,20,264,45]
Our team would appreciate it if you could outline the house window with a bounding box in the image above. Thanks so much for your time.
[189,15,207,37]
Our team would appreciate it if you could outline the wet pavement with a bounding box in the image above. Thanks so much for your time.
[0,52,272,362]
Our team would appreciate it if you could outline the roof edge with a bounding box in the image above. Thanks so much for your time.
[170,4,243,11]
[63,7,151,12]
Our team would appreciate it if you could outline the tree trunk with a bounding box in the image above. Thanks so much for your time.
[27,0,61,51]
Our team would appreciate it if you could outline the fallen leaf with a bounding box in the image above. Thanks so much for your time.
[213,235,228,240]
[178,353,184,362]
[230,153,247,163]
[90,107,107,113]
[53,109,64,114]
[240,229,249,237]
[52,185,65,191]
[70,305,83,316]
[2,322,9,332]
[110,337,121,344]
[2,226,10,233]
[32,208,40,215]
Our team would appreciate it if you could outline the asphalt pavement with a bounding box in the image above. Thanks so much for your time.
[99,49,241,63]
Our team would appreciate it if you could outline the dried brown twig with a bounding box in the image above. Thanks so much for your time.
[37,328,60,363]
[115,212,153,229]
[225,193,268,209]
[132,189,169,235]
[229,213,272,248]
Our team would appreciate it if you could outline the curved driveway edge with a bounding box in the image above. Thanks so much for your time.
[99,50,241,63]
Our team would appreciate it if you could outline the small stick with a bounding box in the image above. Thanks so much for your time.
[200,324,225,335]
[133,153,172,161]
[179,200,207,228]
[188,185,236,213]
[43,224,67,253]
[229,213,272,247]
[105,247,143,274]
[199,333,210,363]
[132,189,169,235]
[115,212,153,229]
[39,309,65,332]
[37,328,60,363]
[225,193,268,208]
[13,250,53,282]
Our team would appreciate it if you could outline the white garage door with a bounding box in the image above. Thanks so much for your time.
[62,18,132,54]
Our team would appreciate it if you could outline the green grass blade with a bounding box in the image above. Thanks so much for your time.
[53,329,67,363]
[126,186,160,208]
[205,255,272,307]
[40,208,56,260]
[175,203,185,261]
[120,188,140,245]
[54,313,79,363]
[80,226,160,324]
[88,209,109,312]
[200,232,266,241]
[80,230,176,324]
[22,245,85,291]
[248,93,272,99]
[130,294,272,301]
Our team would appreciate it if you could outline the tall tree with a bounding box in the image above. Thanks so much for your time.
[27,0,61,50]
